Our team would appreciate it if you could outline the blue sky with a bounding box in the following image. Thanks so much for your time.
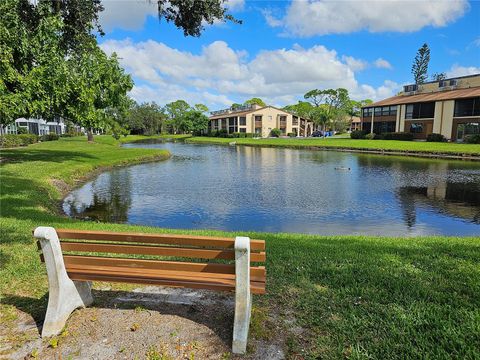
[98,0,480,110]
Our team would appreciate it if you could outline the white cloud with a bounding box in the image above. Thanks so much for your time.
[268,0,469,37]
[374,58,393,69]
[99,0,157,32]
[446,64,480,78]
[472,37,480,47]
[225,0,245,12]
[342,56,368,71]
[101,39,400,108]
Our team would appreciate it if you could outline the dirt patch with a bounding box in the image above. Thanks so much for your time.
[6,286,287,360]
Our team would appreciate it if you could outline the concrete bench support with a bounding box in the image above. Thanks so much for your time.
[232,236,252,354]
[34,227,93,337]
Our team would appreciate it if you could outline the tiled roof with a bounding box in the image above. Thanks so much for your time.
[365,87,480,107]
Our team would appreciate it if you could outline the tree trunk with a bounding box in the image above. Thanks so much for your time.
[87,130,94,142]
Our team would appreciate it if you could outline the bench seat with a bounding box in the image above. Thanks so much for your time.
[34,227,266,354]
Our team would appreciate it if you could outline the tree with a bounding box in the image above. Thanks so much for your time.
[185,110,209,135]
[194,103,209,113]
[244,98,266,107]
[157,0,241,37]
[164,100,191,134]
[127,102,164,135]
[412,43,430,84]
[431,72,446,81]
[283,101,315,119]
[231,103,243,110]
[304,88,351,135]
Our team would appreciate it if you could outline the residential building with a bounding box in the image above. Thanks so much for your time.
[361,73,480,141]
[209,104,314,137]
[0,118,67,136]
[350,116,361,131]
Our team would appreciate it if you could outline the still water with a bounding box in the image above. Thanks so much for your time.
[63,140,480,236]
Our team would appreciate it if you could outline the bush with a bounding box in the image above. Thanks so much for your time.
[270,128,281,137]
[238,132,247,138]
[245,133,254,138]
[41,133,59,141]
[350,130,366,139]
[288,132,296,138]
[0,134,38,148]
[16,127,28,134]
[365,133,376,140]
[426,133,446,142]
[217,129,228,138]
[464,134,480,144]
[17,134,38,145]
[382,132,414,141]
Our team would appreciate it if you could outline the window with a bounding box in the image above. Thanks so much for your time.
[409,123,424,134]
[239,116,246,125]
[363,108,373,117]
[240,128,246,133]
[381,106,390,116]
[364,121,396,134]
[374,107,382,116]
[457,122,480,140]
[228,117,236,126]
[254,115,262,122]
[405,102,435,119]
[292,116,298,125]
[390,106,397,115]
[18,122,28,127]
[404,84,418,92]
[454,97,480,117]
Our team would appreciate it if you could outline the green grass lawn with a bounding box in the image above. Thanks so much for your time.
[1,135,479,359]
[187,136,480,157]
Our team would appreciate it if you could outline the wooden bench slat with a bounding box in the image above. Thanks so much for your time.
[66,263,266,283]
[60,241,266,262]
[66,265,265,284]
[63,255,266,278]
[68,273,266,294]
[56,229,266,251]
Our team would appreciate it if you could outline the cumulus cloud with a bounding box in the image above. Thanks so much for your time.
[374,58,393,69]
[446,64,480,78]
[267,0,469,37]
[101,39,400,108]
[99,0,157,32]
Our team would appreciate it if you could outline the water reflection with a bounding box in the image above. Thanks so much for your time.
[63,141,480,236]
[64,170,132,222]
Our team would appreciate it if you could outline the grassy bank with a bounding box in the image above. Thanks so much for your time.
[1,136,479,358]
[187,136,480,158]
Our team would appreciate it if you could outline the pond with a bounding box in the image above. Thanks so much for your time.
[63,140,480,236]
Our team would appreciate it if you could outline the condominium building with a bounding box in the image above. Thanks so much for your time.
[361,73,480,141]
[209,104,314,137]
[0,118,67,136]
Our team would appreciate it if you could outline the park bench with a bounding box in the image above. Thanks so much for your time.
[34,226,266,354]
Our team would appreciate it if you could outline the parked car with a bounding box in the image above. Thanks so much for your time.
[312,130,323,137]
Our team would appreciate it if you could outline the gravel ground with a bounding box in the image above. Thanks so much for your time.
[4,286,286,360]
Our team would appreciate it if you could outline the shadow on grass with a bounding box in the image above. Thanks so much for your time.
[0,149,97,164]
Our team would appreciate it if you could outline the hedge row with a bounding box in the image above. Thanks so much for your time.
[350,131,414,141]
[0,133,60,148]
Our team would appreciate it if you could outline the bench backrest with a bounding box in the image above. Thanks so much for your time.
[38,229,266,294]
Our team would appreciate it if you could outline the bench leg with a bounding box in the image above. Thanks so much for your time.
[232,236,252,354]
[34,227,93,337]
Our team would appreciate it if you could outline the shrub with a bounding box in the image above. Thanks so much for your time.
[0,134,38,148]
[270,128,281,137]
[245,133,254,138]
[365,133,376,140]
[41,133,59,141]
[350,130,366,139]
[17,134,38,145]
[426,133,446,142]
[16,127,28,134]
[382,132,414,141]
[464,134,480,144]
[238,132,247,138]
[217,129,228,138]
[288,132,296,138]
